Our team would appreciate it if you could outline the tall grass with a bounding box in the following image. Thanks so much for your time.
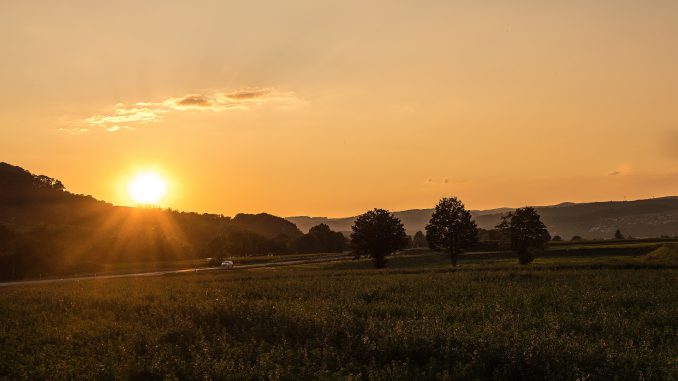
[0,258,676,380]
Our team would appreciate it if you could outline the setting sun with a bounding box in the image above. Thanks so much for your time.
[128,172,167,205]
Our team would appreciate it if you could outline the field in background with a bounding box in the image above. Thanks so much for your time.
[0,243,676,380]
[12,238,677,282]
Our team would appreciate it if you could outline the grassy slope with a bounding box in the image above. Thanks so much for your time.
[0,248,676,380]
[645,243,678,262]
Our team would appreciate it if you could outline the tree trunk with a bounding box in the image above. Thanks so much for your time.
[373,253,387,268]
[518,248,534,265]
[450,246,457,267]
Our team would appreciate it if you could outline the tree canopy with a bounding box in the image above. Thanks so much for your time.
[425,197,478,266]
[614,229,625,240]
[412,231,427,248]
[350,209,407,268]
[496,207,551,265]
[290,223,347,254]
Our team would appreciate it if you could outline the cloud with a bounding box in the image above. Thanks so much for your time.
[106,125,135,133]
[609,171,620,176]
[226,89,271,100]
[176,95,213,107]
[57,127,90,135]
[74,88,302,132]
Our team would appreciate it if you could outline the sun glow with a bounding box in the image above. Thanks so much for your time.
[128,172,167,205]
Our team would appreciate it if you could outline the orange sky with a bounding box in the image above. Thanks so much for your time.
[1,1,677,217]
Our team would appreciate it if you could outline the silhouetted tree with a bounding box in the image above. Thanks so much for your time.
[478,228,504,242]
[0,224,14,252]
[571,235,583,241]
[308,223,347,253]
[288,234,318,254]
[551,235,563,241]
[496,207,550,265]
[425,197,478,267]
[289,224,346,253]
[614,229,625,240]
[412,231,427,248]
[404,235,414,249]
[208,230,287,257]
[350,209,407,268]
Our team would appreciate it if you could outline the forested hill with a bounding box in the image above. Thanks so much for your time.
[288,198,678,239]
[0,162,302,279]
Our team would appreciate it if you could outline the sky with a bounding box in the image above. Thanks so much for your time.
[1,0,677,217]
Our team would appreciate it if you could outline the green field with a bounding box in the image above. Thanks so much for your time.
[0,245,676,380]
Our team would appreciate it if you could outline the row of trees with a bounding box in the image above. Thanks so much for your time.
[552,229,627,242]
[206,223,348,257]
[350,197,551,268]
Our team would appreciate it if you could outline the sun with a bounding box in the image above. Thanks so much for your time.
[128,172,167,205]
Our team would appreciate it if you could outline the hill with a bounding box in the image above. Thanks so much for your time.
[288,198,678,239]
[0,162,302,279]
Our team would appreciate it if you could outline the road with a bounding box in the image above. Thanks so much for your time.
[0,254,352,288]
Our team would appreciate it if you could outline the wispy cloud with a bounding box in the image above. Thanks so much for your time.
[57,127,90,135]
[106,125,135,133]
[74,88,302,132]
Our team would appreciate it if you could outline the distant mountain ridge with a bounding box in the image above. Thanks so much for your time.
[287,197,678,239]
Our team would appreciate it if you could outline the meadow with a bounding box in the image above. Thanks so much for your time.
[0,245,676,380]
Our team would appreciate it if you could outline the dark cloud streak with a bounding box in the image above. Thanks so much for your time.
[177,95,213,107]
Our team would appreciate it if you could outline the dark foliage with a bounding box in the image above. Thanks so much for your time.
[425,197,478,266]
[228,213,302,240]
[289,224,347,254]
[496,207,551,265]
[412,231,427,248]
[614,229,625,240]
[207,231,290,257]
[350,209,407,268]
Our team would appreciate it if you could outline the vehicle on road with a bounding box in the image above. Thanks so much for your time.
[221,260,234,269]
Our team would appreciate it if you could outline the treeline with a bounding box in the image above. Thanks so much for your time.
[0,163,352,280]
[206,223,347,257]
[1,162,659,280]
[350,197,551,268]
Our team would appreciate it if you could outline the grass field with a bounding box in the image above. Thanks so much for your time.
[0,245,676,380]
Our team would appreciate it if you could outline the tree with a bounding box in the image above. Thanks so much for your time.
[571,235,583,241]
[412,231,427,248]
[350,209,407,268]
[551,235,563,242]
[614,229,625,240]
[496,207,550,265]
[308,223,347,253]
[404,235,414,249]
[0,224,14,252]
[207,230,290,257]
[425,197,478,267]
[290,224,347,253]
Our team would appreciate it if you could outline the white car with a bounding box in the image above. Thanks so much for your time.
[220,260,234,269]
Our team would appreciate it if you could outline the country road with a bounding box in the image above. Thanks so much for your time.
[0,254,352,288]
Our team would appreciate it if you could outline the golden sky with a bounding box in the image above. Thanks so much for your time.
[1,1,677,217]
